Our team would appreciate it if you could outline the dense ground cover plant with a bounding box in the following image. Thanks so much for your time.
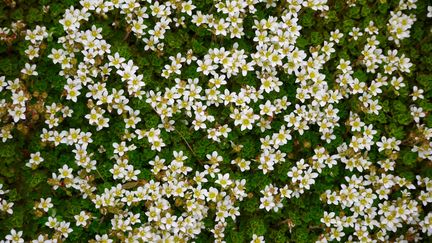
[0,0,432,242]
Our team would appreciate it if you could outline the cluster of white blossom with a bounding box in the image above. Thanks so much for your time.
[0,184,13,215]
[387,0,417,45]
[0,21,26,43]
[317,171,431,242]
[0,0,431,242]
[0,25,48,142]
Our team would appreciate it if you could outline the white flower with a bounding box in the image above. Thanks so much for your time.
[196,59,216,75]
[259,195,275,211]
[410,106,425,123]
[74,211,90,227]
[215,173,232,189]
[36,197,53,212]
[5,229,24,243]
[57,221,73,238]
[9,106,26,123]
[113,141,128,156]
[58,164,73,179]
[0,199,14,214]
[26,152,44,169]
[251,234,265,243]
[181,0,196,16]
[321,211,335,227]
